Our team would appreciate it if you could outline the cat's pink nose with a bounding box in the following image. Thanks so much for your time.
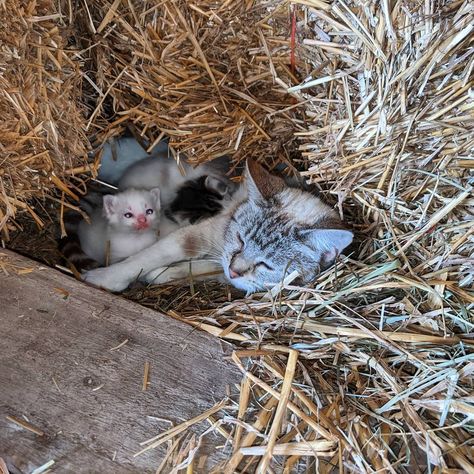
[137,215,147,224]
[228,267,241,279]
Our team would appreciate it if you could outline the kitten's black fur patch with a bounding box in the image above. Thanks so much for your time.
[166,176,226,224]
[58,232,100,271]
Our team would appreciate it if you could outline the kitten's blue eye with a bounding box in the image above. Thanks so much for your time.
[124,212,133,218]
[257,261,273,271]
[146,209,153,215]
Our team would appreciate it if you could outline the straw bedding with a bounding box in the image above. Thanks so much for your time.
[3,0,474,472]
[0,0,90,239]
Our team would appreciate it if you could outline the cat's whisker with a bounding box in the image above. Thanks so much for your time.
[198,236,225,253]
[178,250,223,265]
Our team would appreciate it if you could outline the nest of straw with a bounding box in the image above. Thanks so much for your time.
[4,0,474,472]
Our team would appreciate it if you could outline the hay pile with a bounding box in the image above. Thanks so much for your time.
[0,0,90,239]
[4,0,474,472]
[68,0,311,169]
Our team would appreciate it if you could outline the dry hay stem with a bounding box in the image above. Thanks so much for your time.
[0,252,35,275]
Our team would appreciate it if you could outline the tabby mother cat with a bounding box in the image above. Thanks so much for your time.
[83,159,353,294]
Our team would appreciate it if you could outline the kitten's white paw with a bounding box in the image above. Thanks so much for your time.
[82,267,130,292]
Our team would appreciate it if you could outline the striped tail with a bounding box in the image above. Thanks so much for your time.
[57,207,99,273]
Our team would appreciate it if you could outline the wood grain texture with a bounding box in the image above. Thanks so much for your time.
[0,249,239,473]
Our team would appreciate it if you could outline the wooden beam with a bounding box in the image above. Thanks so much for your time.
[0,249,239,473]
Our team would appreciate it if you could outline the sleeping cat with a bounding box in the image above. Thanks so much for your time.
[61,188,161,269]
[83,160,353,293]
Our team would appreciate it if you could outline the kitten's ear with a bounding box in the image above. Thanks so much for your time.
[204,176,228,197]
[303,228,353,264]
[245,159,285,200]
[150,187,161,209]
[103,195,118,217]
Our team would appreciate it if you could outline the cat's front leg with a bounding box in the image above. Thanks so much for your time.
[144,259,224,285]
[82,262,133,292]
[83,216,225,292]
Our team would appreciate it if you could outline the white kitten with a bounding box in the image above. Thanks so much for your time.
[78,188,161,266]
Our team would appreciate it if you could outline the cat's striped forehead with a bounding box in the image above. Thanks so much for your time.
[235,203,292,246]
[245,215,292,251]
[233,187,338,240]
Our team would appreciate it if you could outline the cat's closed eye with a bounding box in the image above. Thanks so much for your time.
[124,212,133,218]
[236,232,244,249]
[257,261,273,271]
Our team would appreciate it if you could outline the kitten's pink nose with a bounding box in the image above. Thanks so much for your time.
[137,215,147,224]
[228,266,241,279]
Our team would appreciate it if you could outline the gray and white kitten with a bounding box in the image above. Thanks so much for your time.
[118,156,231,206]
[77,188,161,266]
[83,160,353,293]
[97,135,234,210]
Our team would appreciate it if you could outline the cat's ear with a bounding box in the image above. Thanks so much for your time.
[204,176,228,197]
[150,187,161,209]
[245,159,285,200]
[303,228,353,264]
[103,195,118,217]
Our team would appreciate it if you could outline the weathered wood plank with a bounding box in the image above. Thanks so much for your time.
[0,249,239,473]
